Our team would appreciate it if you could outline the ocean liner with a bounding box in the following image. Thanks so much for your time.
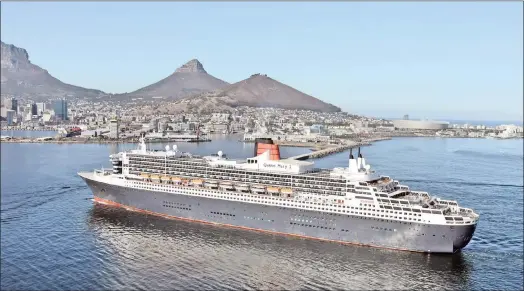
[79,138,479,253]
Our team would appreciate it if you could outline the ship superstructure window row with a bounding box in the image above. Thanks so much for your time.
[119,179,446,224]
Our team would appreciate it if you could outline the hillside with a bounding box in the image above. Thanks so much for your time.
[114,59,229,100]
[164,73,341,113]
[0,41,105,100]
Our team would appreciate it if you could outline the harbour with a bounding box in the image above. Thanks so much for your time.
[1,1,521,289]
[1,136,522,290]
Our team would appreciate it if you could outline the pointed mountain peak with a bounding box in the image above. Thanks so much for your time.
[175,59,207,73]
[249,73,268,78]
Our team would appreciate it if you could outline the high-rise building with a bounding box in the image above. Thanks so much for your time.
[36,103,46,116]
[4,98,18,114]
[27,103,38,116]
[53,99,68,121]
[109,118,119,139]
[11,98,18,112]
[6,110,15,125]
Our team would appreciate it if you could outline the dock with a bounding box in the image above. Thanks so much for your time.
[287,137,391,160]
[1,127,57,131]
[288,141,368,160]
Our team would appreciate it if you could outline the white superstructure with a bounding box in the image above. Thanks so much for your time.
[94,137,479,227]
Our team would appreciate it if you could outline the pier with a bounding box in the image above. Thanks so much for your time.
[287,137,391,160]
[288,142,367,160]
[1,127,57,131]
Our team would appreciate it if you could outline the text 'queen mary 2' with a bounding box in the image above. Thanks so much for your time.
[79,138,479,253]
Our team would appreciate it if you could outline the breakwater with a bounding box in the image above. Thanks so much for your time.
[1,127,57,131]
[288,137,390,160]
[0,137,211,144]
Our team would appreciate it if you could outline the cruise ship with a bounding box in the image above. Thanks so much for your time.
[79,137,479,253]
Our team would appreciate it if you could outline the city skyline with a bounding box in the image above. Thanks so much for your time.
[1,2,522,121]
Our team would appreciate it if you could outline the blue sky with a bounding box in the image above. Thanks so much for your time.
[1,2,522,121]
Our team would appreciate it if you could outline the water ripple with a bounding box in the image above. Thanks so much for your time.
[1,138,523,290]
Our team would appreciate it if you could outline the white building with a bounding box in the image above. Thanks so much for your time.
[42,111,53,122]
[109,119,119,139]
[36,103,46,116]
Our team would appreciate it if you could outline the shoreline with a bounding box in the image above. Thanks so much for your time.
[1,135,521,146]
[0,138,211,144]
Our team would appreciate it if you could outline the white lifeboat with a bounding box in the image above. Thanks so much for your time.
[236,183,250,192]
[219,181,235,190]
[251,185,266,194]
[205,180,219,189]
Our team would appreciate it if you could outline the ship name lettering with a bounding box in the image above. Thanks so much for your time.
[263,163,289,169]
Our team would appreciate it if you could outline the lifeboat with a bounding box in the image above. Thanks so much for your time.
[140,173,151,182]
[236,183,250,192]
[150,174,160,180]
[205,180,219,189]
[169,176,182,185]
[191,179,204,186]
[281,188,292,193]
[219,181,235,190]
[267,186,280,194]
[251,185,266,194]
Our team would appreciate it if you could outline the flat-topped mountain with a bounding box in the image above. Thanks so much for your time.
[1,41,105,100]
[166,73,341,113]
[114,59,229,100]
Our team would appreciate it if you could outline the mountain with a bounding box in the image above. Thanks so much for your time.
[1,42,340,112]
[114,59,229,100]
[1,41,105,100]
[165,73,341,113]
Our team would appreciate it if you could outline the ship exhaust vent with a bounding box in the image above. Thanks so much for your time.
[254,138,280,160]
